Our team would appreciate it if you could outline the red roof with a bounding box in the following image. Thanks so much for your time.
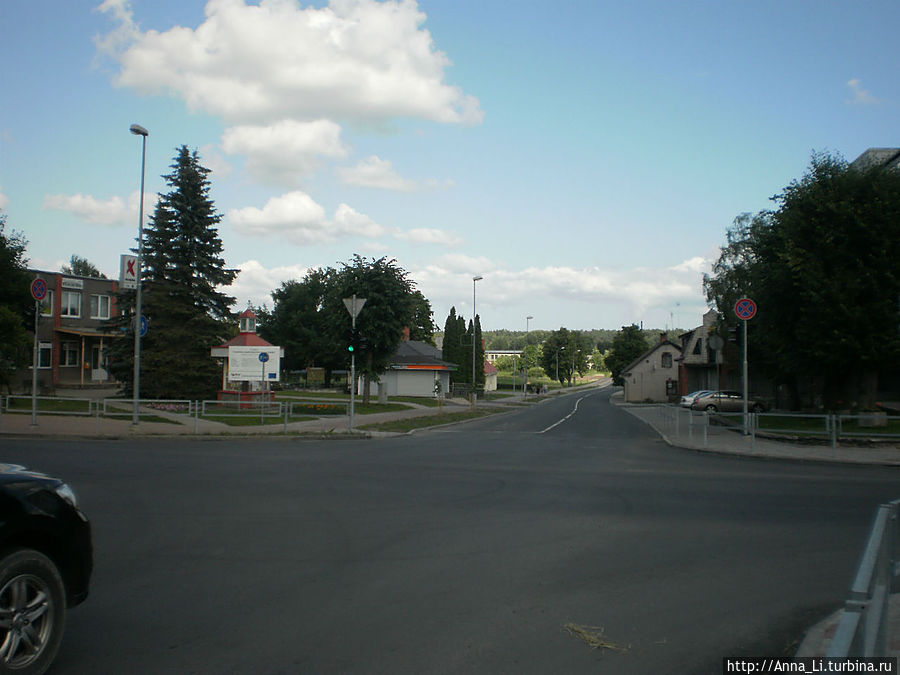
[484,361,498,375]
[239,308,257,319]
[216,332,274,348]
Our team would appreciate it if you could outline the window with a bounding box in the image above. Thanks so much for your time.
[38,342,52,369]
[40,290,54,317]
[62,343,79,367]
[661,352,673,368]
[692,338,703,355]
[90,294,111,320]
[61,291,81,317]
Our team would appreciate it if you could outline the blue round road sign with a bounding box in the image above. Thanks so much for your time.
[258,352,269,363]
[734,298,757,321]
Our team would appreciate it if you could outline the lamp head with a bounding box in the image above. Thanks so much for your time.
[130,124,149,137]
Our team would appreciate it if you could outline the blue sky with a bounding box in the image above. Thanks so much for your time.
[1,0,896,331]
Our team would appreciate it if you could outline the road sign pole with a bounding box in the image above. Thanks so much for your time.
[742,318,749,435]
[342,294,366,434]
[31,301,39,427]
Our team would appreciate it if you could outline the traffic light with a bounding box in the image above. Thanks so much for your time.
[348,327,359,353]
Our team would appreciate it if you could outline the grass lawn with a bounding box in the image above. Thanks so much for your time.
[359,408,504,433]
[6,398,92,414]
[202,414,315,426]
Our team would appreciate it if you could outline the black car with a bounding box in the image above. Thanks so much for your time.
[0,464,92,675]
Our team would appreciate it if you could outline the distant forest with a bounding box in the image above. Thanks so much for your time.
[435,327,684,354]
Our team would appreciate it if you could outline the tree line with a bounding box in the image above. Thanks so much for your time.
[703,151,900,410]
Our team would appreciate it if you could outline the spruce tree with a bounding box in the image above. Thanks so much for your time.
[110,146,237,400]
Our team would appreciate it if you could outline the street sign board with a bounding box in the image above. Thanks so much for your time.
[139,315,149,337]
[258,352,269,363]
[120,254,138,290]
[228,346,280,382]
[30,278,47,301]
[734,298,757,321]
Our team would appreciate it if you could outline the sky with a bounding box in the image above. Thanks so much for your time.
[1,1,897,332]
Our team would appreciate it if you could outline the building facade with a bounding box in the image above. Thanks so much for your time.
[18,270,123,393]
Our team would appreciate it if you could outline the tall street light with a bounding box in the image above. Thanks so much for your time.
[130,123,148,426]
[472,275,483,406]
[524,315,533,397]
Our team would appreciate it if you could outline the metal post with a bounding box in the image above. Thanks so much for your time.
[350,307,357,432]
[742,318,749,435]
[130,124,148,426]
[31,300,39,426]
[471,276,483,408]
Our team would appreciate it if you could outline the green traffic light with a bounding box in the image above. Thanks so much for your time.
[348,345,354,352]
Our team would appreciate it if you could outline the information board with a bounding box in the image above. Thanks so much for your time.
[228,346,281,382]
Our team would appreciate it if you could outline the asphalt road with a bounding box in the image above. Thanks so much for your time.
[5,387,900,674]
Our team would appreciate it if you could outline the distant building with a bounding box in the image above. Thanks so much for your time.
[16,270,122,393]
[485,349,522,363]
[210,308,284,392]
[621,336,682,403]
[362,339,457,397]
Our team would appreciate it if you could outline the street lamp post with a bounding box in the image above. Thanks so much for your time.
[524,315,533,397]
[129,123,148,426]
[472,275,483,407]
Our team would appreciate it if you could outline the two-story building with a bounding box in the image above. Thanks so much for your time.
[20,270,123,393]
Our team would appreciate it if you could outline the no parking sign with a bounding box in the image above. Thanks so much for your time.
[734,298,757,321]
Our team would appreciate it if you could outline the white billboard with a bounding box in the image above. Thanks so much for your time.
[228,346,281,382]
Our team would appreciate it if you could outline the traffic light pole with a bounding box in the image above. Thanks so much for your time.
[350,313,357,433]
[343,294,366,434]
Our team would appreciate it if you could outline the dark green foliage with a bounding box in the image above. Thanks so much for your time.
[260,256,432,401]
[441,307,483,385]
[256,269,334,373]
[539,328,592,385]
[0,215,31,392]
[109,146,237,400]
[704,152,900,409]
[322,255,429,402]
[61,255,106,278]
[0,215,32,324]
[603,324,649,386]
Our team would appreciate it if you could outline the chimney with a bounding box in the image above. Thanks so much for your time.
[660,332,667,344]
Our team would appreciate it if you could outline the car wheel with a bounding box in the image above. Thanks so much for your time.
[0,549,66,675]
[704,404,718,413]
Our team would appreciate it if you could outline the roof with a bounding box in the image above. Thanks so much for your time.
[216,332,274,348]
[389,340,457,371]
[621,340,681,376]
[484,361,498,376]
[850,148,900,171]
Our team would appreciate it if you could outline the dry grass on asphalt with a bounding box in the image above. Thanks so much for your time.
[563,623,630,653]
[359,408,506,433]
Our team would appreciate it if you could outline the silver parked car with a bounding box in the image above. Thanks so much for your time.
[680,390,713,408]
[690,390,767,413]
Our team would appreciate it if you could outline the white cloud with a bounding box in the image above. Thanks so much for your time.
[229,191,329,244]
[333,203,387,238]
[338,155,417,191]
[200,144,234,180]
[229,259,310,308]
[410,256,713,326]
[0,187,8,210]
[222,119,348,185]
[42,191,153,226]
[226,256,713,330]
[394,227,462,246]
[847,78,877,105]
[228,191,386,245]
[98,0,483,126]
